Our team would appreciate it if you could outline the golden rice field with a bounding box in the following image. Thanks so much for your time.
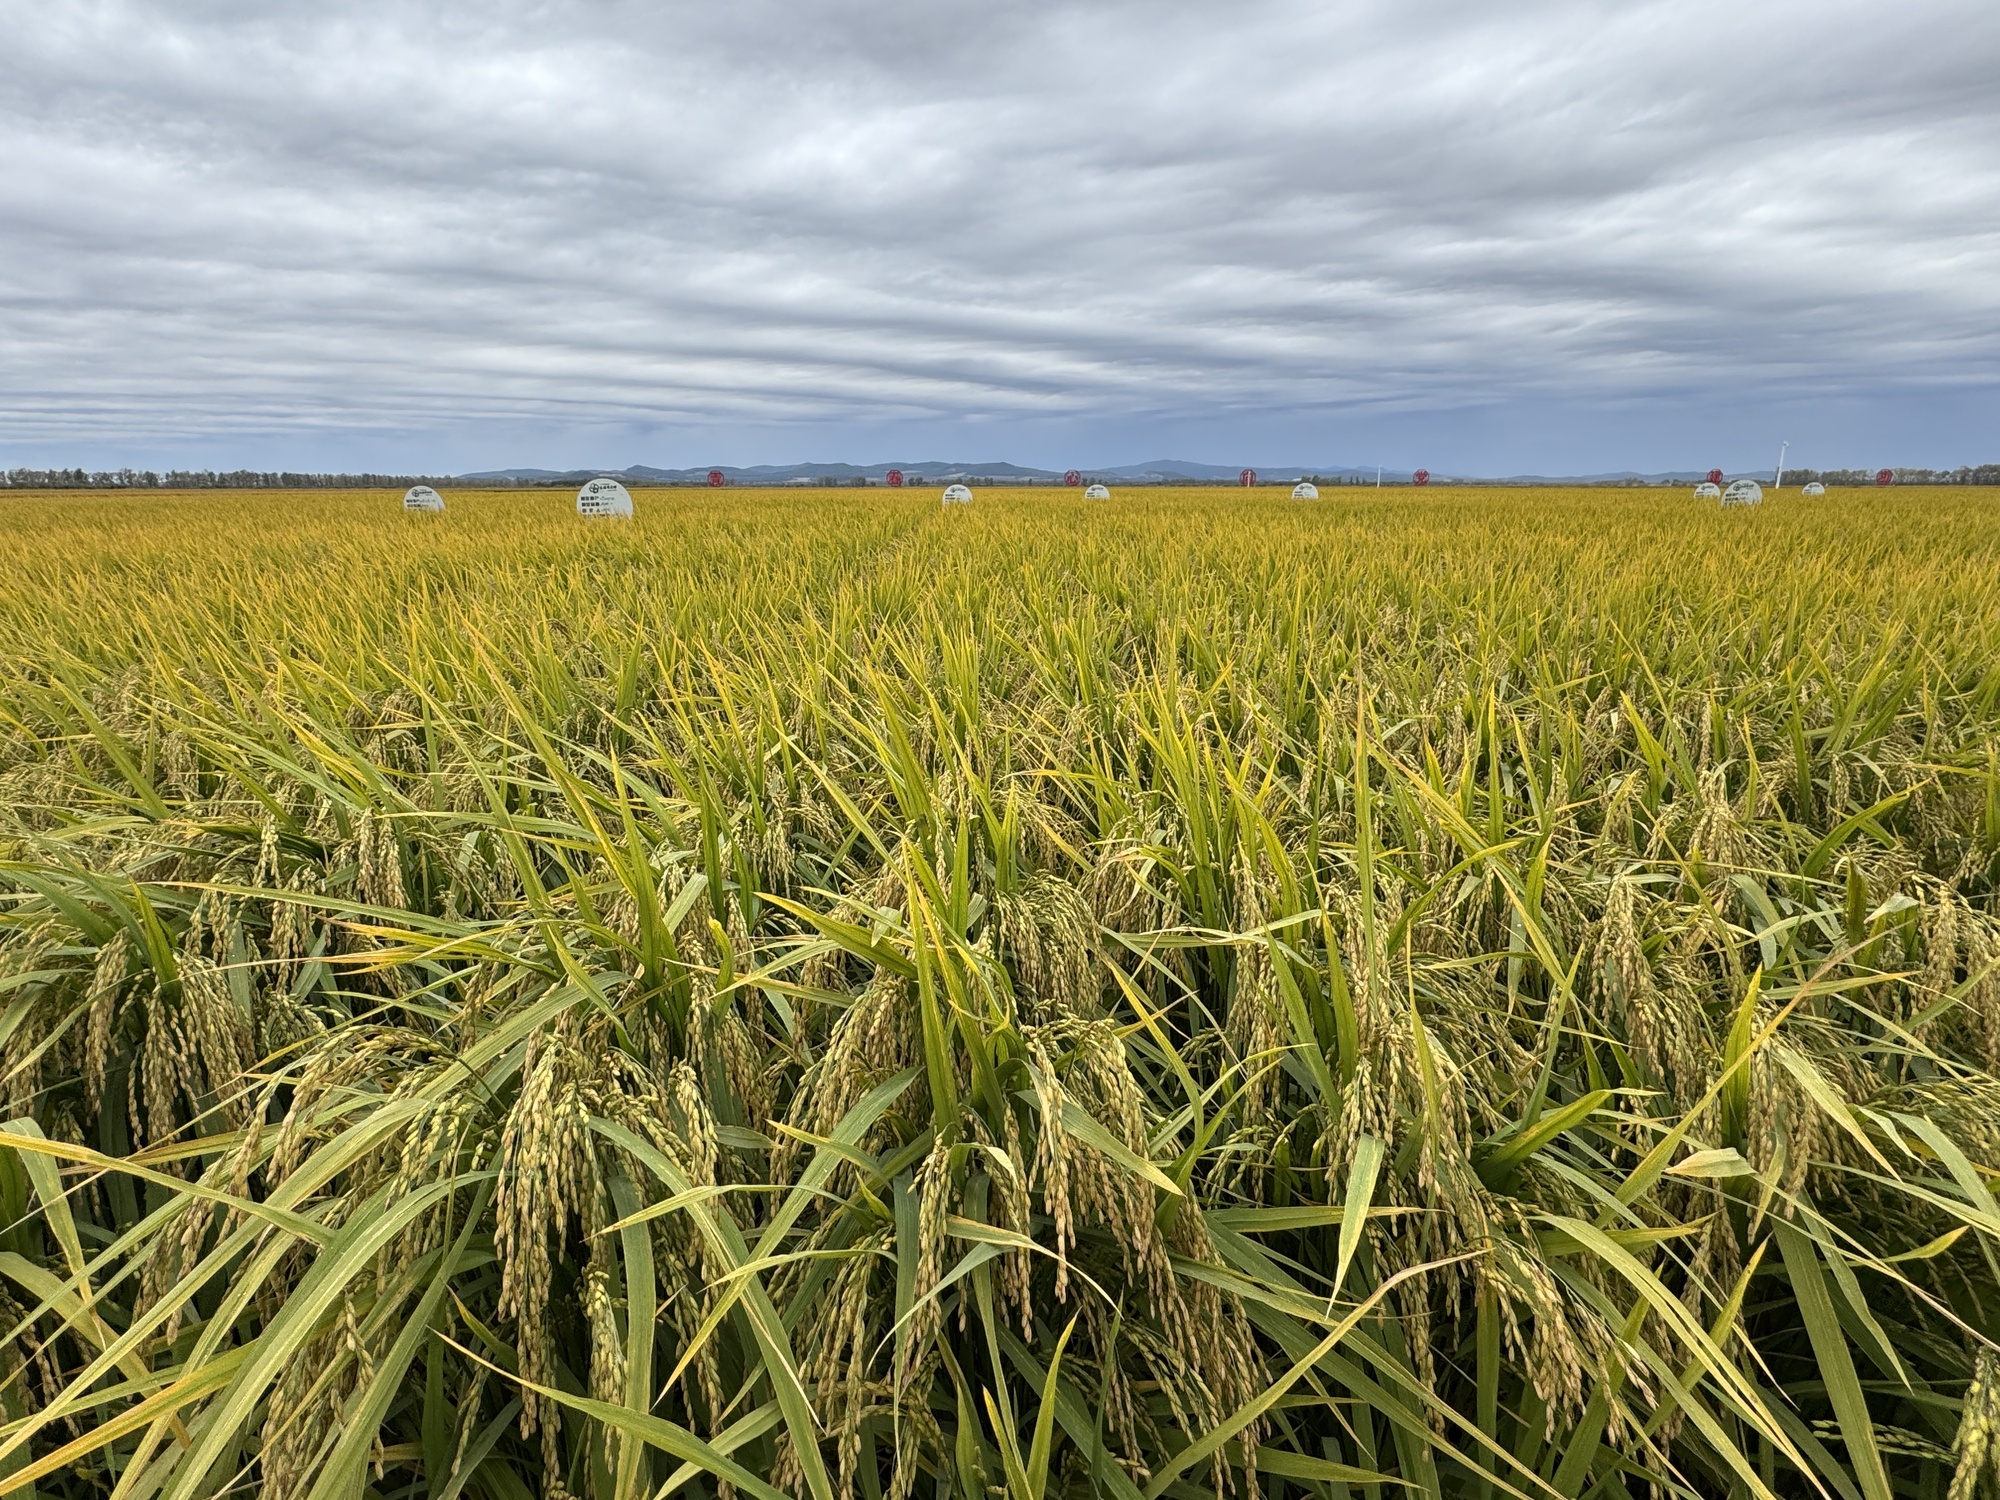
[3,483,2000,1500]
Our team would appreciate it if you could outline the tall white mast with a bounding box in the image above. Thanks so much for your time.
[1775,441,1789,489]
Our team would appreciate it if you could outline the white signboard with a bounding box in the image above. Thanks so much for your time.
[402,485,445,512]
[941,484,973,505]
[577,478,635,517]
[1084,484,1111,499]
[1721,479,1763,507]
[1291,482,1319,499]
[1693,482,1721,499]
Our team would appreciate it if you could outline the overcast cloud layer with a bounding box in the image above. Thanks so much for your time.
[2,0,1997,474]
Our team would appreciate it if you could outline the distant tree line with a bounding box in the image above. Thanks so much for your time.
[1784,465,2000,486]
[4,464,1998,491]
[0,469,458,489]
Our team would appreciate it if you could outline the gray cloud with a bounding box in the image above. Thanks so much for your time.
[1,0,1996,470]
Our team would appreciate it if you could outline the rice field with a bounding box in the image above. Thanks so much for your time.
[3,483,2000,1500]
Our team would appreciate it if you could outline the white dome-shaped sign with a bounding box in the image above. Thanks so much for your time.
[1721,479,1763,507]
[1084,484,1110,499]
[402,485,444,512]
[577,478,635,517]
[1693,482,1721,499]
[1802,482,1826,495]
[1291,482,1319,500]
[941,484,973,505]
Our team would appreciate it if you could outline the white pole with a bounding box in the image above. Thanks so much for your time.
[1376,465,1382,489]
[1775,441,1789,489]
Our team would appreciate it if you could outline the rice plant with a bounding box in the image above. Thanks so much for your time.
[1,483,1999,1500]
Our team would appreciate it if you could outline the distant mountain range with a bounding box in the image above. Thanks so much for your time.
[458,459,1416,484]
[456,459,1289,484]
[455,459,1781,486]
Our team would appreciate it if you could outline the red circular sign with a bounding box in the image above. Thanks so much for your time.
[1063,469,1081,487]
[1876,468,1893,486]
[1707,469,1724,485]
[1239,468,1256,487]
[706,469,725,487]
[1412,469,1430,486]
[886,469,904,488]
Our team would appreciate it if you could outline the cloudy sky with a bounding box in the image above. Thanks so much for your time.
[3,0,1996,475]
